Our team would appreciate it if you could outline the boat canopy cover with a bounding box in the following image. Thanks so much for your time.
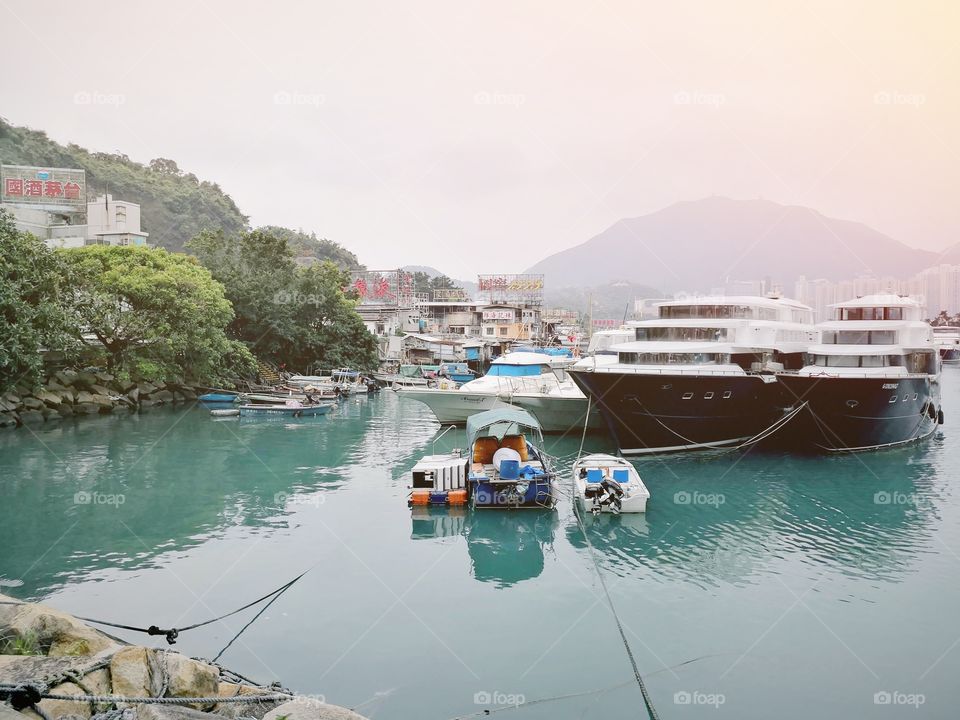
[467,407,542,443]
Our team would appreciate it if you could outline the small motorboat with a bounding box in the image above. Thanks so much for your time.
[237,400,334,417]
[466,408,555,510]
[210,408,240,417]
[198,391,239,403]
[573,454,650,514]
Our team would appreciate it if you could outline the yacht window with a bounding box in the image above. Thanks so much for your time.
[902,395,908,402]
[886,307,903,320]
[704,392,714,399]
[682,392,694,400]
[722,391,732,398]
[913,393,918,400]
[870,330,897,344]
[889,395,897,403]
[860,355,883,368]
[846,400,859,408]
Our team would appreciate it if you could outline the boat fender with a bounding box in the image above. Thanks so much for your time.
[927,403,937,420]
[939,408,945,425]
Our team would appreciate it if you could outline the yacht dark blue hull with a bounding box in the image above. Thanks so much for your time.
[777,374,941,451]
[568,370,788,455]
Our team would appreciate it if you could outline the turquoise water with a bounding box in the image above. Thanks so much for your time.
[1,374,958,718]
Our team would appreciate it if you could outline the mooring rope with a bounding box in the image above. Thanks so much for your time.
[571,501,661,720]
[0,569,311,646]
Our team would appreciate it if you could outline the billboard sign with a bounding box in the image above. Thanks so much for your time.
[477,274,544,304]
[482,309,515,321]
[347,269,414,307]
[1,165,86,210]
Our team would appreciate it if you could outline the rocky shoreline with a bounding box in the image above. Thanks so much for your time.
[0,594,366,720]
[0,370,212,429]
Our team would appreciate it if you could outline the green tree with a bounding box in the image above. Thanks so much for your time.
[0,212,75,391]
[187,228,298,358]
[188,228,378,371]
[289,261,378,371]
[61,245,255,383]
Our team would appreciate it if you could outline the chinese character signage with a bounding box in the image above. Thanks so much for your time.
[347,270,413,307]
[1,165,86,209]
[482,309,515,321]
[477,274,544,304]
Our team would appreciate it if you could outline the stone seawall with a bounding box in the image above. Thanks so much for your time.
[0,370,209,429]
[0,594,367,720]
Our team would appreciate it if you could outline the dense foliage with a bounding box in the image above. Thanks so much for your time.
[0,118,247,252]
[256,225,363,270]
[408,270,462,298]
[61,245,256,383]
[0,212,75,391]
[188,228,378,371]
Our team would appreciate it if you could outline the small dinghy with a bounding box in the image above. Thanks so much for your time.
[408,451,470,507]
[210,408,240,417]
[573,454,650,514]
[238,401,333,417]
[198,392,238,403]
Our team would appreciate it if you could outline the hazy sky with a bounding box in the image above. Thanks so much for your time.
[3,1,958,278]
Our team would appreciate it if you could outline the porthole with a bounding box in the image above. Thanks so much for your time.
[913,393,918,401]
[889,395,897,403]
[682,392,694,400]
[704,392,714,399]
[722,391,732,399]
[846,399,859,408]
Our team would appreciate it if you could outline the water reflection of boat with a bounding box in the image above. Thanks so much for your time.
[408,505,559,587]
[565,447,940,586]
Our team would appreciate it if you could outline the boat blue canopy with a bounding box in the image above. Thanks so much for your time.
[466,407,542,442]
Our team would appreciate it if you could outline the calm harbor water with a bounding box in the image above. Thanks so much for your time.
[2,373,959,719]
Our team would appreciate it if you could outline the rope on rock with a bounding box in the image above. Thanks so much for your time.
[0,684,294,707]
[0,569,311,646]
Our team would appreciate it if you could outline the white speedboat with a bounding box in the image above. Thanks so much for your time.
[397,352,572,424]
[573,454,650,514]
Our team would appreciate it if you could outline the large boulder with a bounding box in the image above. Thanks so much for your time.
[0,594,120,657]
[18,410,45,425]
[176,388,197,402]
[263,698,368,720]
[117,378,138,394]
[110,646,165,702]
[137,382,157,397]
[150,390,174,403]
[88,384,113,398]
[74,403,100,416]
[90,395,115,413]
[0,413,17,428]
[74,372,99,390]
[22,396,45,411]
[163,652,219,709]
[94,372,115,385]
[75,391,95,404]
[57,404,75,418]
[4,392,21,405]
[55,369,79,386]
[135,705,214,720]
[36,667,112,719]
[37,391,63,408]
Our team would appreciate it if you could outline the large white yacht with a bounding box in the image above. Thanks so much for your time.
[777,295,942,451]
[396,351,573,424]
[568,295,818,454]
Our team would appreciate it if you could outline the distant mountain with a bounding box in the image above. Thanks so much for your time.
[527,197,939,293]
[0,118,247,252]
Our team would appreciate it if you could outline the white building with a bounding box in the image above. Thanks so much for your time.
[85,194,149,247]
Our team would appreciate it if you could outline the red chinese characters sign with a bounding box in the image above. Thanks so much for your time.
[1,165,86,208]
[347,270,408,306]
